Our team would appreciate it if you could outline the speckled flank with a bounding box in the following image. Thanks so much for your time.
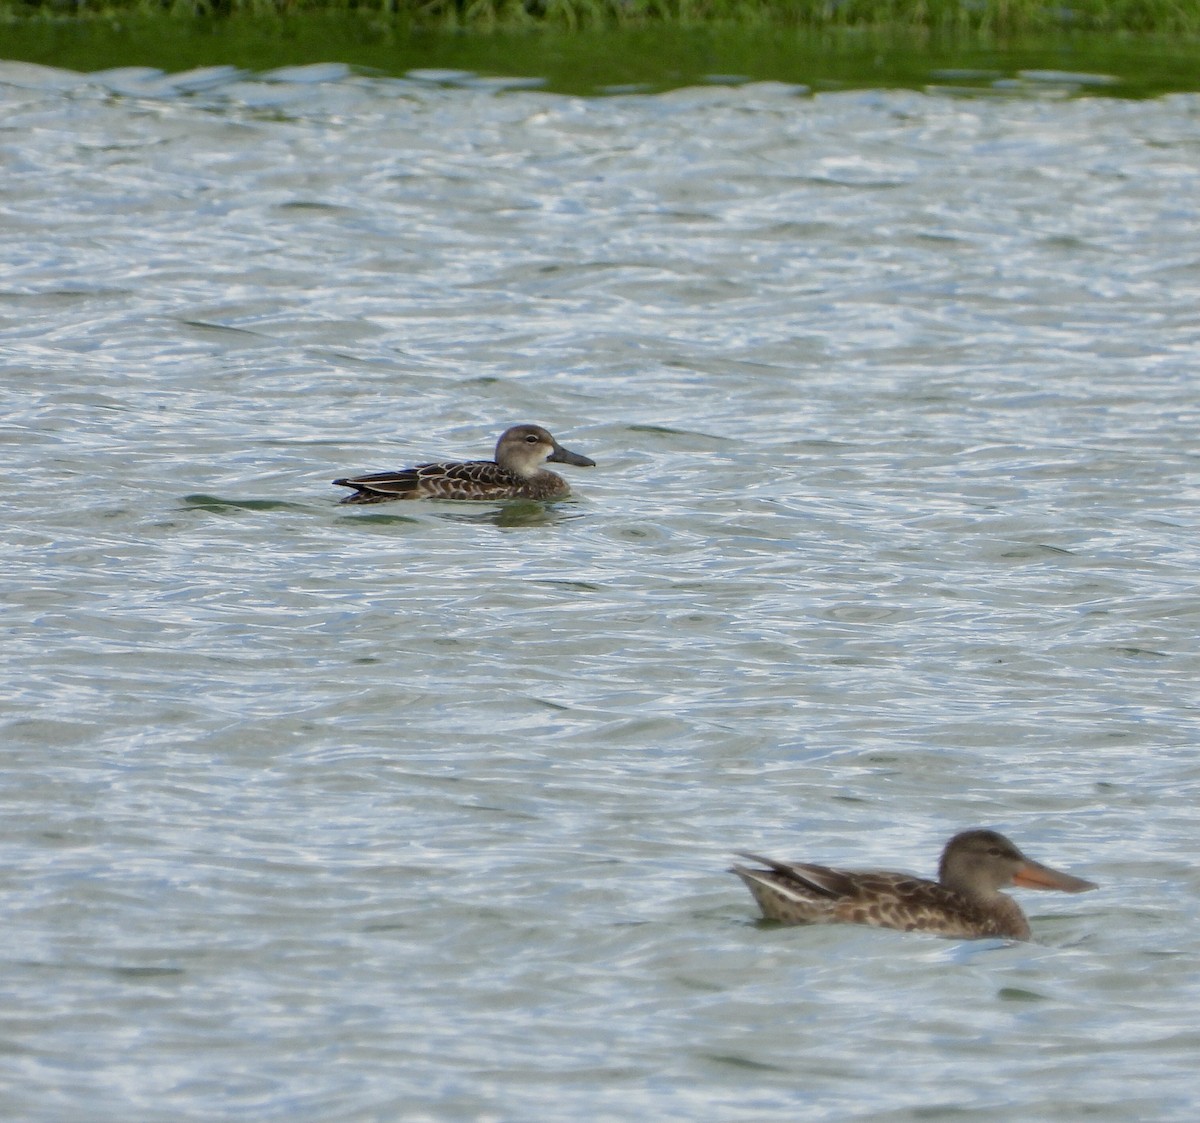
[335,460,573,503]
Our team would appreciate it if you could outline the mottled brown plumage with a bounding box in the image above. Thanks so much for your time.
[334,424,595,504]
[731,829,1097,941]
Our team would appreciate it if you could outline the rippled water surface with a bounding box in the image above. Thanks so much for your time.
[2,60,1199,1121]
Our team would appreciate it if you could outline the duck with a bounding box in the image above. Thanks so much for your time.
[333,424,595,504]
[731,829,1097,940]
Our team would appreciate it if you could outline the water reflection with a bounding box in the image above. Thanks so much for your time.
[182,494,307,513]
[437,499,584,528]
[3,55,1198,1123]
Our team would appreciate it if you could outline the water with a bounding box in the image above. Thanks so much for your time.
[2,57,1199,1121]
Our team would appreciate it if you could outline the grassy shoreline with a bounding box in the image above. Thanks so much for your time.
[3,3,1198,99]
[2,16,1197,98]
[6,0,1200,36]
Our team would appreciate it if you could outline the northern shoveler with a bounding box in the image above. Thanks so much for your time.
[333,424,595,504]
[731,829,1097,940]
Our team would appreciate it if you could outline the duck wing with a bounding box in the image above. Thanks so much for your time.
[731,853,868,926]
[334,460,513,503]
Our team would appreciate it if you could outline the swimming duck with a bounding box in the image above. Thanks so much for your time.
[333,424,595,503]
[731,829,1097,940]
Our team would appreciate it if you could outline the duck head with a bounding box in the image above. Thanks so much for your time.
[939,829,1097,899]
[495,424,596,479]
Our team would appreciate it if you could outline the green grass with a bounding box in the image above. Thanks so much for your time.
[4,0,1199,99]
[6,0,1200,35]
[3,14,1196,98]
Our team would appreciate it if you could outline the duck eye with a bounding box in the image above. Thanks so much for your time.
[525,434,539,443]
[987,847,1002,856]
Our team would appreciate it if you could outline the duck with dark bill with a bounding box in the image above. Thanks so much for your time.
[334,424,595,504]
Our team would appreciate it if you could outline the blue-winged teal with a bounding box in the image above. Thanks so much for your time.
[732,829,1097,940]
[334,424,595,504]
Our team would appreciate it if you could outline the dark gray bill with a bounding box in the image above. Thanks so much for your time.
[548,443,596,468]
